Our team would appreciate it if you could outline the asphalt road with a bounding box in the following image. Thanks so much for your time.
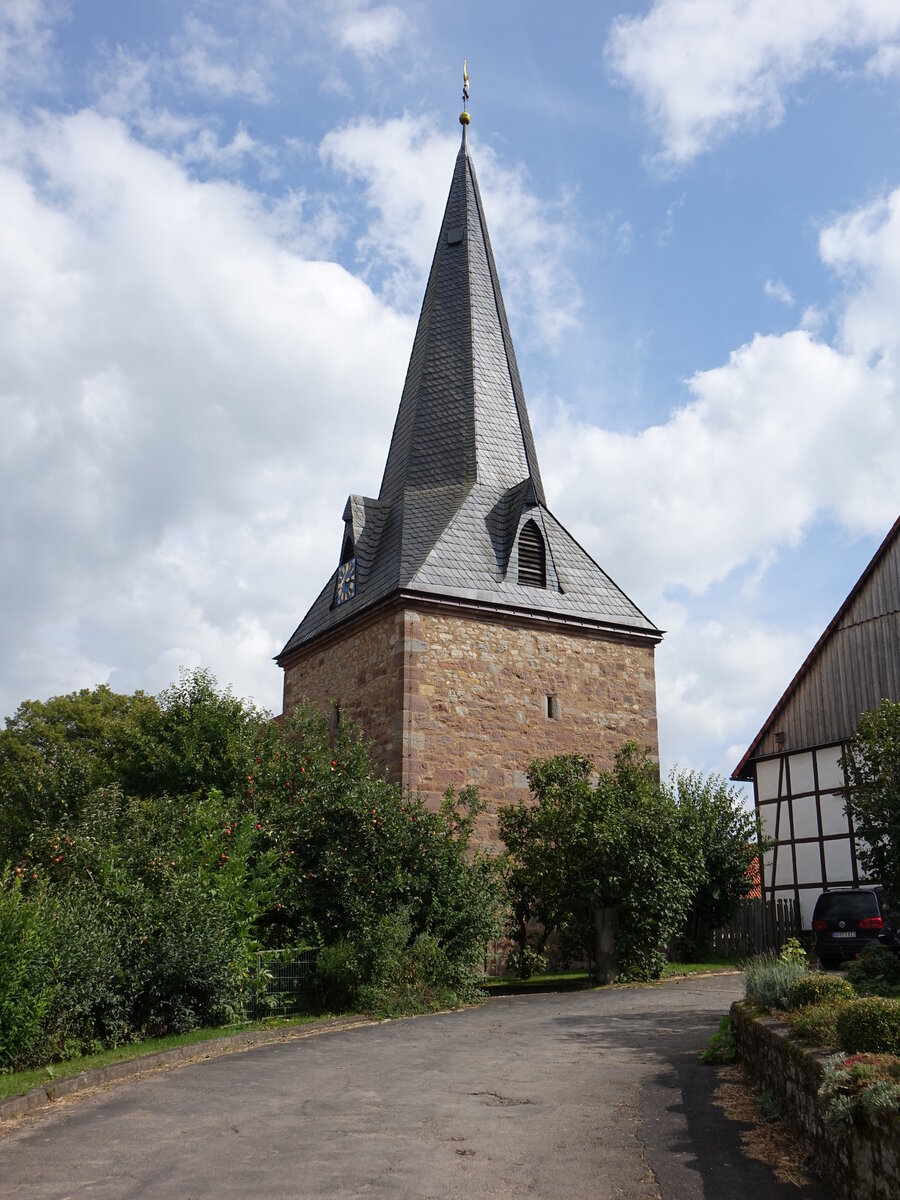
[0,975,831,1200]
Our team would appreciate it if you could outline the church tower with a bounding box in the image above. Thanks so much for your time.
[278,104,661,847]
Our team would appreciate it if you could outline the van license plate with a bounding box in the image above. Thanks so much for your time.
[833,932,855,938]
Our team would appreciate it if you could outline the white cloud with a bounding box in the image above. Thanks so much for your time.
[321,114,581,342]
[764,278,794,305]
[606,0,900,165]
[0,107,413,718]
[175,15,270,103]
[655,602,813,779]
[0,0,63,94]
[333,3,410,61]
[533,177,900,771]
[866,41,900,76]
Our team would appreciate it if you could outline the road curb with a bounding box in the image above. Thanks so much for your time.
[0,1015,373,1124]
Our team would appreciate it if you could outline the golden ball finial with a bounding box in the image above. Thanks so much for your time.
[459,110,470,126]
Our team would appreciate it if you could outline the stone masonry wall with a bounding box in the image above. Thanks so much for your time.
[281,607,404,785]
[401,607,658,849]
[281,602,658,851]
[731,1001,900,1200]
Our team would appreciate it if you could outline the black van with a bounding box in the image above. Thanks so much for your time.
[811,887,890,967]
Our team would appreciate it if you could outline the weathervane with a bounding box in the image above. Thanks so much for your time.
[460,59,470,128]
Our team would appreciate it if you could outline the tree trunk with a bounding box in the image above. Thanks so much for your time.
[593,905,619,984]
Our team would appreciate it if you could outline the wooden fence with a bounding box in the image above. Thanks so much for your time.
[711,898,800,958]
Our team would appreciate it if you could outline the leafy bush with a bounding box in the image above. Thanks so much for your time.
[313,941,360,1013]
[499,745,697,982]
[743,953,808,1010]
[667,769,762,961]
[837,997,900,1055]
[780,937,809,966]
[0,871,55,1069]
[819,1052,900,1129]
[351,910,481,1018]
[0,672,504,1067]
[700,1014,737,1063]
[505,947,547,980]
[844,946,900,997]
[785,999,853,1047]
[787,973,855,1009]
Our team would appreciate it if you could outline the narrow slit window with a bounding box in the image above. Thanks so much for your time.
[518,519,546,588]
[545,695,560,719]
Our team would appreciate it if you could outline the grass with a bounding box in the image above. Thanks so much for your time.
[481,957,742,990]
[0,1013,333,1103]
[480,969,588,989]
[662,957,743,977]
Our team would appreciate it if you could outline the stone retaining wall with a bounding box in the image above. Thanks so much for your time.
[730,1001,900,1200]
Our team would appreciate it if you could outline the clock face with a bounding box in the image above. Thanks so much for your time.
[336,557,356,605]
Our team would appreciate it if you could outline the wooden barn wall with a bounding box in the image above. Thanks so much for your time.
[754,538,900,758]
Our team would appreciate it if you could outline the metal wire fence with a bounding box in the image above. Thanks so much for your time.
[244,947,319,1020]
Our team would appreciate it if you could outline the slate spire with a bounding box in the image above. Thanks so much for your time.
[377,130,546,507]
[278,120,659,662]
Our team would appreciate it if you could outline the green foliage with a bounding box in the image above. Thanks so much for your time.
[841,699,900,906]
[787,973,855,1009]
[837,996,900,1055]
[0,672,503,1068]
[780,937,809,966]
[252,707,502,965]
[755,1090,783,1121]
[844,945,900,997]
[505,947,547,980]
[0,871,55,1069]
[666,769,762,961]
[0,684,158,862]
[785,1000,853,1047]
[700,1014,738,1063]
[498,744,697,981]
[819,1052,900,1129]
[743,952,809,1010]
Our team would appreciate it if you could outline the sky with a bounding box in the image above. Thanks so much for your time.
[3,0,900,784]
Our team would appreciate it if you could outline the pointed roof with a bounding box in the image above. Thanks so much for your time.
[278,130,659,662]
[377,134,545,507]
[733,515,900,780]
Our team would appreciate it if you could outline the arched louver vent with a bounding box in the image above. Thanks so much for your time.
[518,519,546,588]
[340,533,355,565]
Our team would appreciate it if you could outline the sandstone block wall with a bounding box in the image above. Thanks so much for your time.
[282,602,659,851]
[402,607,658,849]
[281,607,404,784]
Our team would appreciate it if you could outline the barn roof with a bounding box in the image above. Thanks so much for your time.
[278,128,659,662]
[733,514,900,780]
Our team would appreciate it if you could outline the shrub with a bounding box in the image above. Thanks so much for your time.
[506,947,547,980]
[786,973,855,1009]
[837,997,900,1055]
[743,953,808,1010]
[313,941,360,1013]
[845,946,900,997]
[354,910,480,1018]
[0,872,55,1069]
[785,999,853,1047]
[819,1052,900,1129]
[780,937,809,967]
[700,1014,737,1063]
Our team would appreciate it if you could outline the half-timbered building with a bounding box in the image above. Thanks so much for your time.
[733,516,900,927]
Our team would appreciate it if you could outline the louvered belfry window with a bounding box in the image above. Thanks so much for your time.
[518,519,546,588]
